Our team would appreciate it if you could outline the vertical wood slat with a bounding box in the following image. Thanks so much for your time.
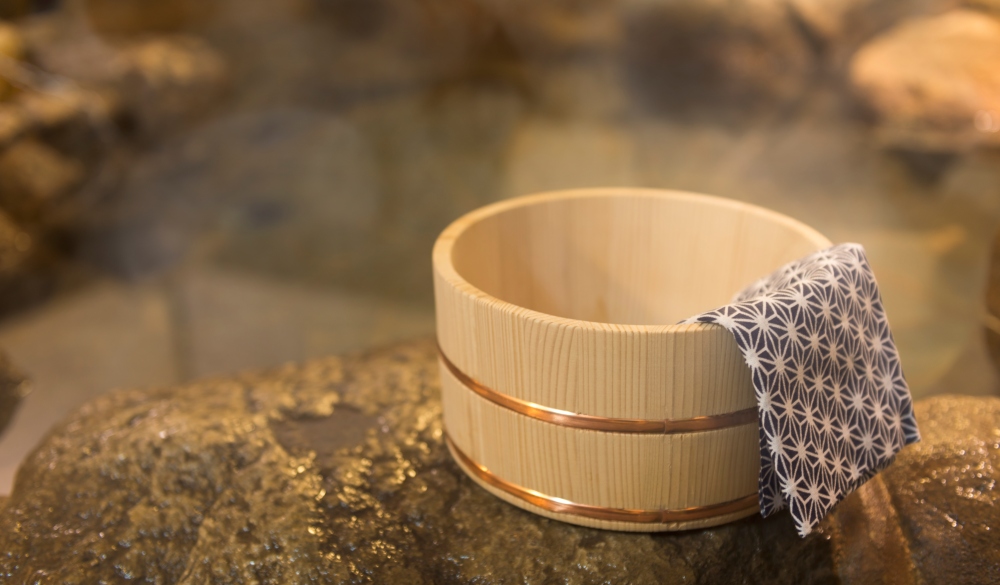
[441,363,761,509]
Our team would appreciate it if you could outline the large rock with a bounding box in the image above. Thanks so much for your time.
[967,0,1000,13]
[850,9,1000,152]
[0,74,120,317]
[0,340,836,583]
[987,230,1000,367]
[116,36,229,135]
[0,21,25,101]
[308,0,495,92]
[475,0,621,59]
[884,396,1000,582]
[23,21,229,137]
[0,349,27,437]
[0,208,60,316]
[0,210,31,274]
[827,395,1000,584]
[0,11,230,315]
[622,0,817,107]
[786,0,956,67]
[0,155,84,318]
[81,0,218,36]
[621,0,965,108]
[0,339,996,583]
[0,0,36,19]
[0,138,86,224]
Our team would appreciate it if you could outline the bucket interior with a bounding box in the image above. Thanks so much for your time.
[450,194,826,325]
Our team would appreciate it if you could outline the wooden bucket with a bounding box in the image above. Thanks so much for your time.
[433,188,831,531]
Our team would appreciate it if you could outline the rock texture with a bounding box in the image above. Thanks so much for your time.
[828,395,1000,584]
[0,10,230,317]
[850,9,1000,152]
[0,338,998,583]
[23,21,229,137]
[882,396,1000,583]
[0,340,837,584]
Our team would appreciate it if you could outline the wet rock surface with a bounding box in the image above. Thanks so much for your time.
[0,339,838,584]
[827,395,1000,585]
[0,338,998,583]
[850,9,1000,152]
[880,396,1000,584]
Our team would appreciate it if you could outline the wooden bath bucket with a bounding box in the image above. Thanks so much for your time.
[433,188,831,531]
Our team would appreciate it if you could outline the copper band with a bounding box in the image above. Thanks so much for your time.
[438,344,757,434]
[446,433,759,524]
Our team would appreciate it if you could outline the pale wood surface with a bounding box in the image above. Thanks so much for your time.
[442,362,760,509]
[447,441,761,533]
[433,188,831,530]
[435,188,831,419]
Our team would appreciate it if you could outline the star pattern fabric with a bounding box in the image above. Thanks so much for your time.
[683,243,920,536]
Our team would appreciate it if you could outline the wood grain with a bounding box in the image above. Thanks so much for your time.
[433,188,831,530]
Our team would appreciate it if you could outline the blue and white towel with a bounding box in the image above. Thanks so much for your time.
[685,243,920,536]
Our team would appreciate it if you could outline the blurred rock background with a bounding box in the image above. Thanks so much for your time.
[0,0,998,494]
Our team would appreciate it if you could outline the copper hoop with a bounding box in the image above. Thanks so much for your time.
[446,432,759,523]
[438,344,757,434]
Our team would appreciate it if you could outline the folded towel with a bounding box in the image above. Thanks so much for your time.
[684,243,920,536]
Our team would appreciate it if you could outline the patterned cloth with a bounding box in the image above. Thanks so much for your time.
[684,243,920,536]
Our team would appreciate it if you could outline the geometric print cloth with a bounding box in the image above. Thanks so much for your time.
[682,243,920,536]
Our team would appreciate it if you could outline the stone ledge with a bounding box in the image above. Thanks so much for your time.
[0,338,996,583]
